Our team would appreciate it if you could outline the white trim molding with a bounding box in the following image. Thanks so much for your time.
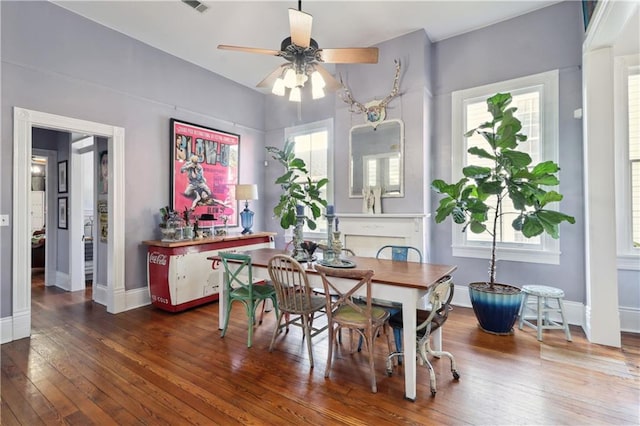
[12,107,126,342]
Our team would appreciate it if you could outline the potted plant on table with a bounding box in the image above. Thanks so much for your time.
[431,92,575,334]
[266,139,328,259]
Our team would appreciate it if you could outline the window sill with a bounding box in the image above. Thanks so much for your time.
[452,245,560,265]
[617,254,640,271]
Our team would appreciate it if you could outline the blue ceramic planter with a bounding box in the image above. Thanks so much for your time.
[469,282,523,335]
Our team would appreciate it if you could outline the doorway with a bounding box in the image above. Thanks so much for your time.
[31,148,57,287]
[12,107,125,341]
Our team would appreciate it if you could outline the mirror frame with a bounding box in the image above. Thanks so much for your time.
[349,119,404,198]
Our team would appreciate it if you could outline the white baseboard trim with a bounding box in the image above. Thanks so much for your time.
[93,283,108,307]
[1,285,152,344]
[126,286,151,311]
[1,316,14,344]
[620,306,640,333]
[56,271,70,291]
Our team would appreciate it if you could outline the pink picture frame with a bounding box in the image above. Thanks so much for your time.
[170,119,239,226]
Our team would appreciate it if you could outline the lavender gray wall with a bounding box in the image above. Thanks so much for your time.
[430,1,587,302]
[1,1,267,317]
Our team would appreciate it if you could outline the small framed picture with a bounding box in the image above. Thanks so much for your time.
[58,160,68,193]
[58,197,68,229]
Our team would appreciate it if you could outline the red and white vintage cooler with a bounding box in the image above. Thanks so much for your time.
[144,233,274,312]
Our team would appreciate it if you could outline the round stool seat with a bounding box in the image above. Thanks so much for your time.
[522,285,564,298]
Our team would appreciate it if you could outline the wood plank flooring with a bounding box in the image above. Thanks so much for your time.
[1,270,639,425]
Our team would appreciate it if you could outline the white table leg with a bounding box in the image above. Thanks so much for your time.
[401,290,418,401]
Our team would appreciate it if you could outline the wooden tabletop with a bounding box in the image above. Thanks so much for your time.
[237,248,457,291]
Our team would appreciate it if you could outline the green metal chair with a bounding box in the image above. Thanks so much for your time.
[219,252,278,348]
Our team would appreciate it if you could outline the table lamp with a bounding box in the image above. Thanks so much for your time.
[235,184,258,234]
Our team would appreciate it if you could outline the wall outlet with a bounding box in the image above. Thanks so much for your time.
[0,215,9,227]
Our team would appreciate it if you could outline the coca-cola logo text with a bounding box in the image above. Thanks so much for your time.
[149,252,168,266]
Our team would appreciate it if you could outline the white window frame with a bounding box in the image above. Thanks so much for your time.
[450,70,561,264]
[283,118,334,240]
[614,54,640,270]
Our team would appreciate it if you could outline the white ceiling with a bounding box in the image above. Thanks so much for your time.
[52,0,562,92]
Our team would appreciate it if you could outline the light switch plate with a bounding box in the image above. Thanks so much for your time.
[0,215,9,226]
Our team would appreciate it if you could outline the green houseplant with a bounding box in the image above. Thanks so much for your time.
[432,92,575,334]
[266,139,328,231]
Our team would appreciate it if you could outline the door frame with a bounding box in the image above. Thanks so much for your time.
[13,107,125,340]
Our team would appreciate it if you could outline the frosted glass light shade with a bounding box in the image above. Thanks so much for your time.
[283,68,296,89]
[272,78,286,96]
[289,87,302,102]
[312,86,325,100]
[311,70,325,89]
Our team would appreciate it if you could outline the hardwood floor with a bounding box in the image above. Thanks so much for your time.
[2,275,639,425]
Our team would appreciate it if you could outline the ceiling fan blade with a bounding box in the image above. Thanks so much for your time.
[218,45,281,56]
[256,64,288,89]
[317,48,379,64]
[289,8,312,48]
[313,64,342,92]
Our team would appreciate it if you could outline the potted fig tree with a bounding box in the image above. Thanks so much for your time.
[266,139,328,259]
[431,92,575,334]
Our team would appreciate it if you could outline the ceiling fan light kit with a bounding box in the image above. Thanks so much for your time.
[218,1,378,102]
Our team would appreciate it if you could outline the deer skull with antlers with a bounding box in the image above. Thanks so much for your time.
[341,60,401,128]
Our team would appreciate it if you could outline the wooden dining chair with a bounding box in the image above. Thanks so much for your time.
[267,255,327,368]
[219,252,279,348]
[315,264,393,393]
[385,275,460,397]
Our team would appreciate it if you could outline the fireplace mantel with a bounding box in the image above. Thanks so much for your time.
[336,213,430,261]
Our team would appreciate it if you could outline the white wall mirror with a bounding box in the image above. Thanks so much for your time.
[349,119,404,198]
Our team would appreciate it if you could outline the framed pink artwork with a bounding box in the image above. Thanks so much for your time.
[170,119,239,226]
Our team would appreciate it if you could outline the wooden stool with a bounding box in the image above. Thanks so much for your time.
[518,285,572,342]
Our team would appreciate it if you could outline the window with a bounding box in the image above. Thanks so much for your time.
[284,118,333,236]
[451,70,560,264]
[615,55,640,270]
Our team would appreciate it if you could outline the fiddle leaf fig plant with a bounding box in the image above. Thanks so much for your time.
[266,139,328,230]
[432,92,575,287]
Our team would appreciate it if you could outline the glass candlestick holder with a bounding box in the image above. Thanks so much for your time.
[331,231,343,265]
[324,212,335,263]
[292,213,306,261]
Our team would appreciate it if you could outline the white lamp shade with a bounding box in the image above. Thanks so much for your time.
[272,78,286,96]
[312,85,325,100]
[283,68,296,89]
[289,87,302,102]
[235,184,258,201]
[311,70,326,89]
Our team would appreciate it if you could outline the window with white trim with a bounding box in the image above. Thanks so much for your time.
[451,70,560,264]
[614,54,640,270]
[284,118,333,236]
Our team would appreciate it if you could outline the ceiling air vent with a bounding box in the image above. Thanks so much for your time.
[181,0,208,13]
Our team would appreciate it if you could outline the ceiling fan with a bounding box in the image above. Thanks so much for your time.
[218,0,379,101]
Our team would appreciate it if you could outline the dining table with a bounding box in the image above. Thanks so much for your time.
[215,247,457,401]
